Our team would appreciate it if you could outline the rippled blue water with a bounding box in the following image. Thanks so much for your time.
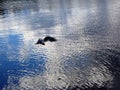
[0,0,120,90]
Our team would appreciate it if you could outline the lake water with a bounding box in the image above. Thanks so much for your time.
[0,0,120,90]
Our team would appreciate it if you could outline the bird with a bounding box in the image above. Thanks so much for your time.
[35,36,57,45]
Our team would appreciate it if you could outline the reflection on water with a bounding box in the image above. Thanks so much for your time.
[0,0,120,90]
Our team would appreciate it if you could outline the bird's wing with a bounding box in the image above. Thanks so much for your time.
[35,39,40,44]
[44,36,57,42]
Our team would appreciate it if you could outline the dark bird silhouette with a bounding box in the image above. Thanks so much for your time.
[35,36,57,45]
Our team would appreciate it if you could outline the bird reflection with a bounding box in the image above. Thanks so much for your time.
[35,36,57,45]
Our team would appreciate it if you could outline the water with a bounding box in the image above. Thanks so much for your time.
[0,0,120,90]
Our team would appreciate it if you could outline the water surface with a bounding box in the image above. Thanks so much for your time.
[0,0,120,90]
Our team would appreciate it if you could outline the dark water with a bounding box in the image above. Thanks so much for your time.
[0,0,120,90]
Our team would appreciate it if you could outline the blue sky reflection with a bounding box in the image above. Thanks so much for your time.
[0,32,47,89]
